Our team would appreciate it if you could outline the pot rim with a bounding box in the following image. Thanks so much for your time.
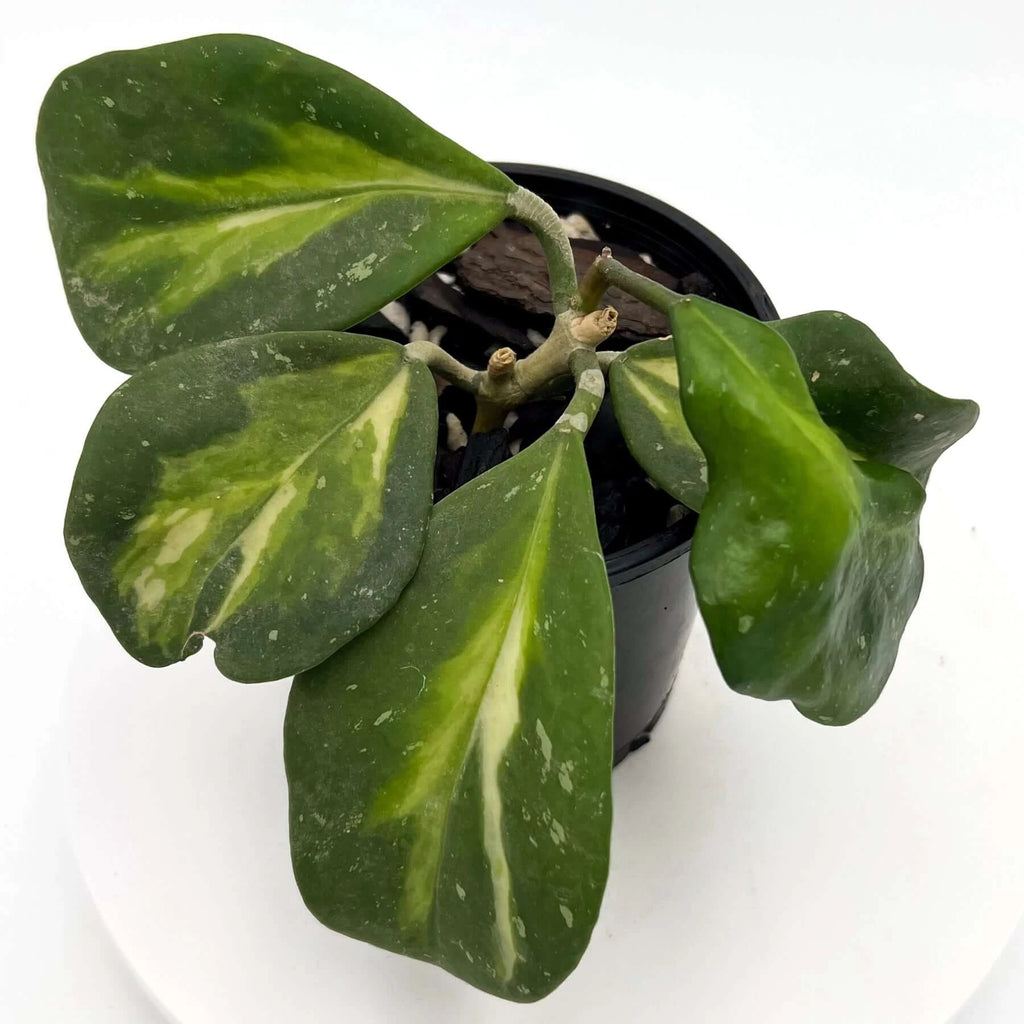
[493,161,777,585]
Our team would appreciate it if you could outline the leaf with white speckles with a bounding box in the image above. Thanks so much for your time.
[285,365,614,1001]
[609,337,707,510]
[611,312,979,511]
[65,332,435,681]
[769,311,979,484]
[671,297,931,725]
[37,34,514,371]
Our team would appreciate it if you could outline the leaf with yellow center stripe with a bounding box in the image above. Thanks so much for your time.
[285,358,614,1001]
[37,34,515,371]
[609,336,708,510]
[65,332,436,682]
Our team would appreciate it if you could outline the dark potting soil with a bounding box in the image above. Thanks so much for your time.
[354,220,702,555]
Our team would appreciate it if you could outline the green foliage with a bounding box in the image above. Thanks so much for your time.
[669,298,926,724]
[38,34,514,371]
[41,32,978,1003]
[609,314,978,516]
[769,311,979,483]
[65,332,436,681]
[609,337,707,509]
[287,367,613,1001]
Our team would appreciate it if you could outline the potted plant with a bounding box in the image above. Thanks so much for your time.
[37,33,979,1003]
[350,160,779,764]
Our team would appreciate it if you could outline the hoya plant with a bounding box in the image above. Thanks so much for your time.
[39,34,978,1002]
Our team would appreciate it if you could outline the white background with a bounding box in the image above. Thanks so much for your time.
[2,2,1022,1021]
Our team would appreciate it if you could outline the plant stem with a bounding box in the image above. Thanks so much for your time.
[575,247,611,313]
[561,349,605,436]
[507,187,578,315]
[404,340,482,393]
[514,308,617,397]
[404,227,624,430]
[578,251,679,315]
[473,348,519,432]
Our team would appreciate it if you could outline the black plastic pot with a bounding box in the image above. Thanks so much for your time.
[494,165,778,764]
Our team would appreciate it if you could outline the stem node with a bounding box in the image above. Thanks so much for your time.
[570,307,618,347]
[487,347,517,379]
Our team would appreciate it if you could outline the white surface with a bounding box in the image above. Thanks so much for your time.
[65,555,1024,1024]
[3,1,1023,1021]
[0,743,172,1024]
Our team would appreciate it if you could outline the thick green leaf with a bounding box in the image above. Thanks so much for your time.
[610,312,978,510]
[671,297,929,725]
[66,332,435,682]
[285,365,614,1001]
[38,34,514,371]
[609,337,707,510]
[770,311,979,483]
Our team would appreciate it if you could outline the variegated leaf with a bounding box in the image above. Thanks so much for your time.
[610,311,979,510]
[285,365,614,1001]
[65,332,435,682]
[38,34,515,371]
[609,337,708,510]
[671,297,928,725]
[769,311,980,483]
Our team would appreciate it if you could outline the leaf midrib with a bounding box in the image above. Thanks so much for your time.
[183,358,407,644]
[679,302,862,511]
[76,177,510,217]
[426,438,568,948]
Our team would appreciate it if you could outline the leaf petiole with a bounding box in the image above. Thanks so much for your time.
[506,187,579,314]
[578,249,679,315]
